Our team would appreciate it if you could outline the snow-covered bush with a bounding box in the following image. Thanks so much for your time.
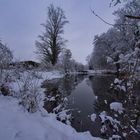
[15,70,44,113]
[0,70,14,96]
[0,41,13,96]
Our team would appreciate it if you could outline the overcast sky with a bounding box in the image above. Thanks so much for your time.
[0,0,119,64]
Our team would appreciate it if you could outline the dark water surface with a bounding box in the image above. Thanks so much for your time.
[42,74,140,139]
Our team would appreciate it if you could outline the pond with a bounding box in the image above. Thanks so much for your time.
[41,74,140,139]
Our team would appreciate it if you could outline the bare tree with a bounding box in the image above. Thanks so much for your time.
[36,4,68,67]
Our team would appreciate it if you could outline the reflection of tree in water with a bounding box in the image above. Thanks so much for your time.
[59,75,85,96]
[88,76,115,113]
[89,76,140,139]
[41,78,62,112]
[41,74,85,115]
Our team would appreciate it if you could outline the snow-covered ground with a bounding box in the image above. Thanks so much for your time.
[0,95,102,140]
[87,70,116,75]
[10,70,64,94]
[0,70,104,140]
[41,70,64,80]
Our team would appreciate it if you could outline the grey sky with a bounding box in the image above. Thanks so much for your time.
[0,0,118,64]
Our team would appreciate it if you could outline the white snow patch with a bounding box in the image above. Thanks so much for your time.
[109,135,121,140]
[121,86,126,92]
[99,111,120,124]
[91,113,97,122]
[110,102,124,114]
[107,56,113,63]
[122,132,127,137]
[57,110,71,123]
[114,78,121,84]
[99,111,120,133]
[49,97,56,101]
[104,100,107,104]
[113,78,126,92]
[41,71,64,80]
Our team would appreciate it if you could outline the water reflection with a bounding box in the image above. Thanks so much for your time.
[42,75,85,113]
[88,76,114,113]
[41,74,140,139]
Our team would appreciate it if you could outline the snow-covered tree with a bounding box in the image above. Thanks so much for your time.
[61,49,72,73]
[89,0,140,77]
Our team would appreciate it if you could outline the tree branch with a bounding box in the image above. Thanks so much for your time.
[125,15,140,20]
[91,9,140,27]
[91,10,114,26]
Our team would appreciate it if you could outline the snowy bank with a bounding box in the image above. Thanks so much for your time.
[87,70,116,75]
[0,95,102,140]
[41,70,64,80]
[10,70,64,95]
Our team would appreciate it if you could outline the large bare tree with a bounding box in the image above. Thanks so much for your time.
[36,4,68,66]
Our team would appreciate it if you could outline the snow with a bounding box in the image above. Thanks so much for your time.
[57,110,71,125]
[114,78,121,84]
[130,125,138,133]
[110,102,124,114]
[48,96,56,101]
[87,70,102,75]
[104,100,107,104]
[41,70,64,80]
[116,85,126,92]
[91,113,97,122]
[109,135,121,140]
[88,69,116,75]
[10,70,64,95]
[100,125,107,134]
[0,70,104,140]
[0,95,102,140]
[107,56,113,63]
[122,132,127,137]
[134,47,140,54]
[99,111,120,124]
[114,78,126,92]
[120,86,126,92]
[99,111,120,135]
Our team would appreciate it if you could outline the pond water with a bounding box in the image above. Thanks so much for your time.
[41,74,140,139]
